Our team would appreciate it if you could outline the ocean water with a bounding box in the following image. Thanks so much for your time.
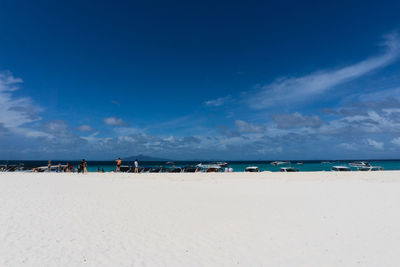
[1,160,400,172]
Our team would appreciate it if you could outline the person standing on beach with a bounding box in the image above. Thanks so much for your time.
[78,160,83,173]
[69,163,74,173]
[79,159,87,174]
[134,159,139,173]
[47,160,51,172]
[116,158,122,172]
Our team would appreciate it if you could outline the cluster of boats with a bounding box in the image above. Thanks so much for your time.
[244,161,384,172]
[331,162,383,171]
[0,164,28,172]
[244,166,299,172]
[270,161,303,166]
[0,161,386,173]
[124,162,231,173]
[120,166,205,173]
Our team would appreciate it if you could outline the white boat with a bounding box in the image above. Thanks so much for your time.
[34,165,68,172]
[271,161,290,166]
[183,166,204,173]
[196,163,222,169]
[349,162,371,167]
[332,166,351,171]
[196,163,223,172]
[245,166,259,172]
[360,166,383,171]
[280,167,299,172]
[209,162,228,167]
[0,165,26,172]
[205,166,223,172]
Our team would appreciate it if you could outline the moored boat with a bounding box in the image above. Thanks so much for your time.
[34,165,68,172]
[245,166,259,172]
[211,162,228,167]
[349,161,371,168]
[0,165,27,172]
[359,166,383,171]
[183,166,203,173]
[169,167,183,173]
[280,167,299,172]
[332,166,351,171]
[271,161,290,166]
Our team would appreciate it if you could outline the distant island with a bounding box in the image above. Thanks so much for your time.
[121,154,171,161]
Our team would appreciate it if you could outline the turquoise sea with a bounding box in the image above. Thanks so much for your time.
[1,160,400,172]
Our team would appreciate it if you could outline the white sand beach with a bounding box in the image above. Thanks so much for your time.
[1,171,400,267]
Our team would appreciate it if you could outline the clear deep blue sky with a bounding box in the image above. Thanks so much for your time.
[1,0,400,160]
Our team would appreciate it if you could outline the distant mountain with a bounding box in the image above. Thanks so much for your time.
[121,154,170,161]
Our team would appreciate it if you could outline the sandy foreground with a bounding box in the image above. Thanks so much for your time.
[1,172,400,267]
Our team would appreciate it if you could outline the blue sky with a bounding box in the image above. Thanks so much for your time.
[1,0,400,160]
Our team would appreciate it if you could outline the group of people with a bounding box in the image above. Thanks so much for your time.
[115,158,139,173]
[224,166,234,172]
[39,159,231,173]
[78,159,88,173]
[44,160,87,173]
[41,158,140,173]
[43,161,75,173]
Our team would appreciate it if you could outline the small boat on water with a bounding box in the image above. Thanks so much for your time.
[210,162,228,167]
[0,165,27,172]
[34,165,68,172]
[0,165,15,172]
[120,165,133,172]
[245,166,259,172]
[349,161,371,167]
[196,163,222,169]
[205,166,222,172]
[112,165,206,173]
[332,166,351,171]
[359,166,384,171]
[197,162,228,168]
[280,167,300,172]
[150,167,169,173]
[183,166,203,173]
[271,161,290,166]
[119,166,152,173]
[168,167,183,173]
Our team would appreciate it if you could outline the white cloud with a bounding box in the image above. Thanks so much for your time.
[75,125,96,132]
[11,127,51,138]
[339,142,357,151]
[204,96,232,107]
[114,127,139,136]
[248,32,400,109]
[383,108,400,114]
[366,138,384,150]
[357,87,400,103]
[103,117,128,126]
[271,112,322,129]
[0,71,42,128]
[81,132,112,144]
[234,120,265,133]
[391,137,400,146]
